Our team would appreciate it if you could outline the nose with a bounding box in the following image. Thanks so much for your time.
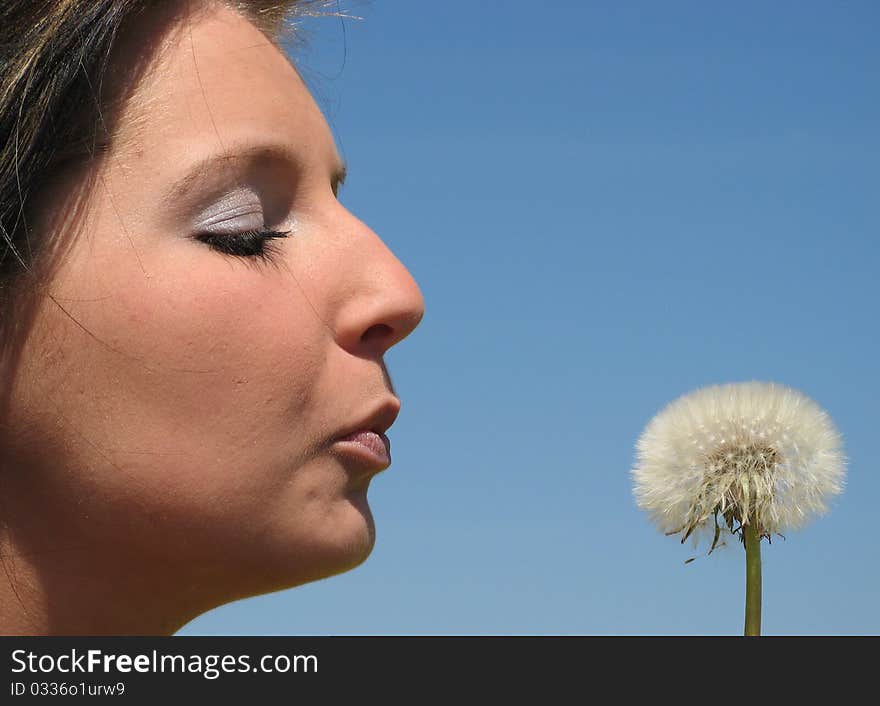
[331,213,425,359]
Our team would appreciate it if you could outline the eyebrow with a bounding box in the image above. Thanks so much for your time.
[163,142,348,204]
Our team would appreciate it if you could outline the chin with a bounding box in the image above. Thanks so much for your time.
[175,497,377,623]
[269,488,378,587]
[317,489,377,576]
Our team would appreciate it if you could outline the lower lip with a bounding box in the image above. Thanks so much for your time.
[333,430,391,470]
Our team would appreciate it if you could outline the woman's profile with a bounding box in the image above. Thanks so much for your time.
[0,0,424,635]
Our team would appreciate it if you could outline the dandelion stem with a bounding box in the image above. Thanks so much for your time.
[743,523,762,636]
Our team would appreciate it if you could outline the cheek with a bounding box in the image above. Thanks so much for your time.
[56,251,326,450]
[5,234,353,564]
[38,191,340,416]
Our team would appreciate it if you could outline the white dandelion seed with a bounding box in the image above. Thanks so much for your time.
[632,381,846,549]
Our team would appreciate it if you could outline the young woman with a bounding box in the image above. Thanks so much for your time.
[0,0,424,634]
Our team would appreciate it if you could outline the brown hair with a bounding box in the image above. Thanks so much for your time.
[0,0,314,302]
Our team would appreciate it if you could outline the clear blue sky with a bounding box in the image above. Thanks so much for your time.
[179,0,879,635]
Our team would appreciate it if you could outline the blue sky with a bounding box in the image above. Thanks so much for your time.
[179,0,879,635]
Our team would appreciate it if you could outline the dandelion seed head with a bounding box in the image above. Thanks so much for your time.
[632,381,846,547]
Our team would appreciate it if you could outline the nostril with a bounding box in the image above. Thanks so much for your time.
[361,323,393,345]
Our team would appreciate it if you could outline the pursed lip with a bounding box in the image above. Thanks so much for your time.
[329,397,400,473]
[333,397,401,441]
[334,430,392,469]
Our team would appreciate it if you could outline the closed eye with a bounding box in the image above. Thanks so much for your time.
[196,228,291,264]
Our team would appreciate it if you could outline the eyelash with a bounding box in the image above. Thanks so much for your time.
[195,228,291,266]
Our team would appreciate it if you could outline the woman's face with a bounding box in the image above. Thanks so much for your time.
[2,3,423,631]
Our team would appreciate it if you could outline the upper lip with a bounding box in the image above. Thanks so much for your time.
[334,397,401,440]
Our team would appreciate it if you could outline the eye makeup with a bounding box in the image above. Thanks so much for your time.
[190,185,292,268]
[191,186,264,231]
[162,145,299,227]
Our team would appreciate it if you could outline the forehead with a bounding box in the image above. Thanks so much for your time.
[108,3,338,174]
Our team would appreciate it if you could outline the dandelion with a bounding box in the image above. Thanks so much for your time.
[632,381,845,635]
